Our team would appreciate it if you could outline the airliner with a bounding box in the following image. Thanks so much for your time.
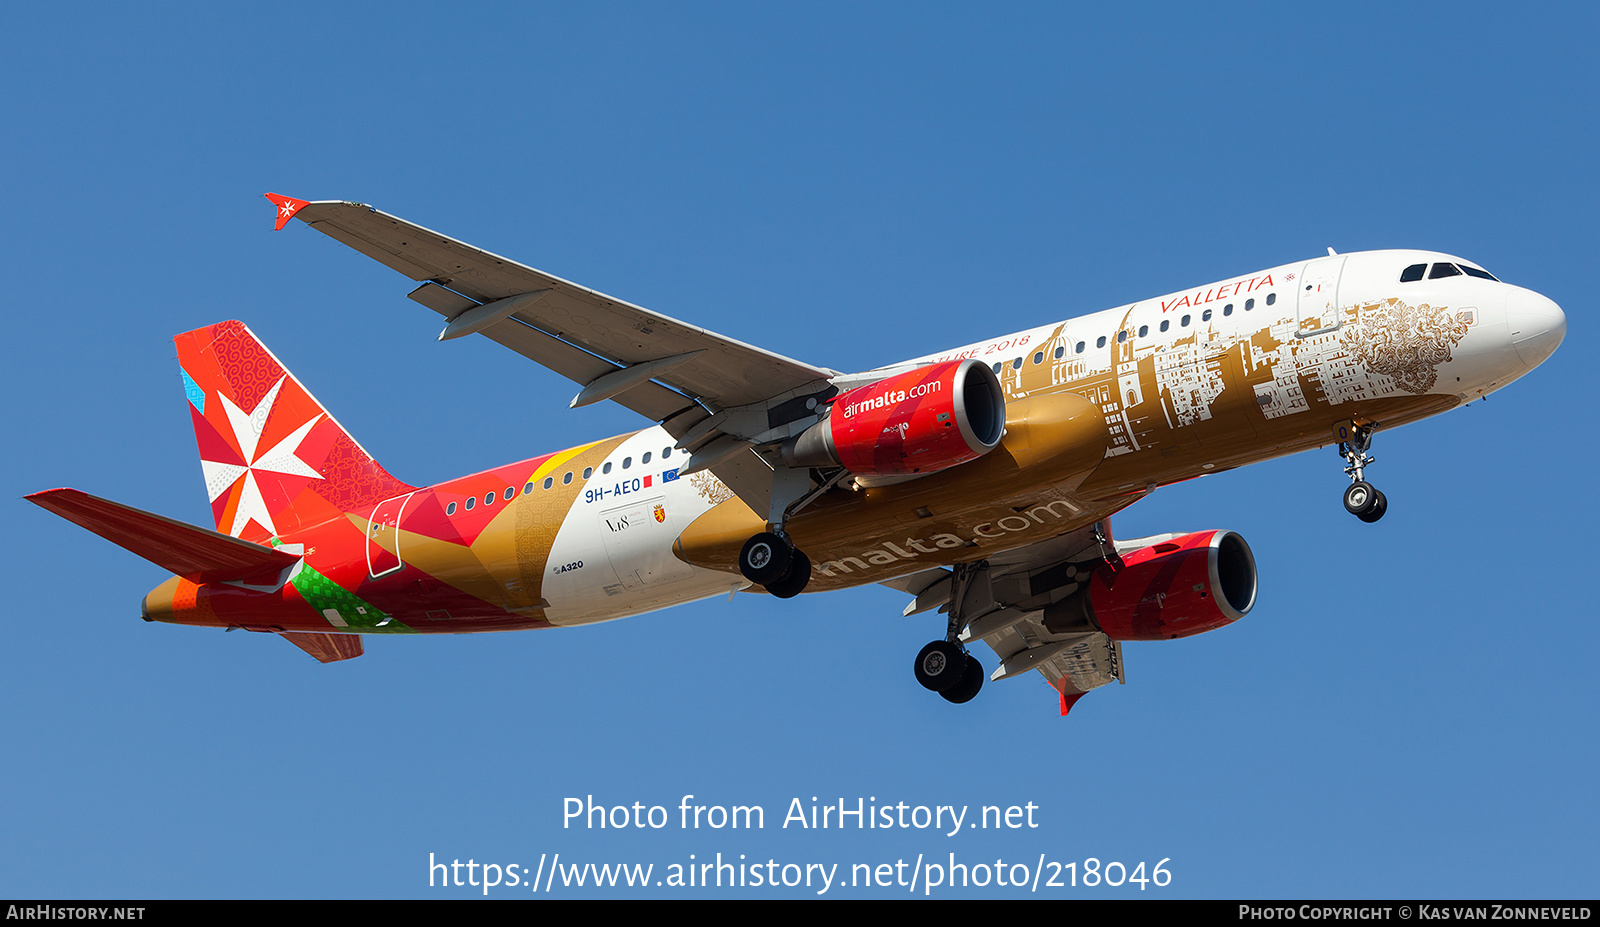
[27,194,1566,715]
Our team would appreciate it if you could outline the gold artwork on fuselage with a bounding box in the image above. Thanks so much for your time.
[1344,298,1471,395]
[981,293,1477,476]
[689,470,736,506]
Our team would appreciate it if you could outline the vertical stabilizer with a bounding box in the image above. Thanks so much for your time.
[174,321,414,542]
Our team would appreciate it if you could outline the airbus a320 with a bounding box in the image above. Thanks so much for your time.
[29,194,1566,715]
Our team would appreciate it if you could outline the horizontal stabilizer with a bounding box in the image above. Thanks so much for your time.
[26,488,300,585]
[282,632,364,663]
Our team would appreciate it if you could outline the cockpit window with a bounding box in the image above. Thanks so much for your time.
[1459,264,1499,282]
[1428,263,1462,279]
[1400,263,1426,283]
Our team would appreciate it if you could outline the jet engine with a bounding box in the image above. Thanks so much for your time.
[781,359,1005,479]
[1043,530,1257,641]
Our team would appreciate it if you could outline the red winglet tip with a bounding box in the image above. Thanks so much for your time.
[1059,691,1086,718]
[264,192,309,231]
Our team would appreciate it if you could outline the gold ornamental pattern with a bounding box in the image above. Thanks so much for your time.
[689,471,736,506]
[1344,297,1470,394]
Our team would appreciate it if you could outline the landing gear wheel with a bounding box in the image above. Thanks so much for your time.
[764,549,811,599]
[739,532,792,585]
[939,654,985,704]
[914,640,968,693]
[1357,489,1388,523]
[1343,480,1379,518]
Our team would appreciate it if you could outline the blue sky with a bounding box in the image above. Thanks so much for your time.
[3,3,1595,899]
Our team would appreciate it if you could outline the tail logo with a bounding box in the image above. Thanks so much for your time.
[200,374,325,538]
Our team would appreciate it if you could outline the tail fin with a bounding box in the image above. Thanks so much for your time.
[175,321,413,543]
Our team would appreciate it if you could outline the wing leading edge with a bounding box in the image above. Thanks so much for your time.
[273,195,842,515]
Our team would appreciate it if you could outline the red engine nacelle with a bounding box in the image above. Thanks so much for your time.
[781,359,1006,478]
[1046,530,1258,641]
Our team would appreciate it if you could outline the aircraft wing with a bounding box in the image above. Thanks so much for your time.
[893,520,1127,716]
[274,195,842,514]
[279,197,836,421]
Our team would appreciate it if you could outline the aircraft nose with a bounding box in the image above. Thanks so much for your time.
[1506,288,1566,370]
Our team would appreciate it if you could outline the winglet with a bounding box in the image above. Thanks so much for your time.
[264,192,310,230]
[1059,690,1087,717]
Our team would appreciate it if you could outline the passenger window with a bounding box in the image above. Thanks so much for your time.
[484,492,495,506]
[523,482,534,495]
[1116,331,1126,343]
[662,447,672,459]
[1181,315,1191,326]
[1223,304,1233,316]
[1245,299,1254,310]
[1460,265,1499,281]
[1053,345,1064,359]
[1011,357,1022,369]
[1429,263,1462,279]
[1160,320,1170,332]
[465,497,475,511]
[1138,324,1148,337]
[623,457,632,469]
[563,472,573,484]
[642,452,652,465]
[602,462,612,475]
[1033,351,1043,365]
[1265,293,1276,305]
[504,487,515,501]
[1096,336,1107,348]
[1202,309,1212,322]
[1400,263,1427,282]
[1075,341,1085,353]
[583,467,593,479]
[992,362,1003,374]
[542,476,553,489]
[446,502,457,516]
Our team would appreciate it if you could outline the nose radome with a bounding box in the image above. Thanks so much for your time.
[1506,288,1566,370]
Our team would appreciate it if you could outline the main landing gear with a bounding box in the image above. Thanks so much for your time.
[915,640,984,704]
[913,562,985,705]
[738,466,845,599]
[739,531,812,598]
[1338,424,1387,523]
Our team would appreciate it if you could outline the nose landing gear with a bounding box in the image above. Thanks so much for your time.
[1343,480,1387,522]
[1338,424,1387,523]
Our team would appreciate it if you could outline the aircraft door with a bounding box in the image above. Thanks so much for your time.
[366,492,416,578]
[1296,255,1346,337]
